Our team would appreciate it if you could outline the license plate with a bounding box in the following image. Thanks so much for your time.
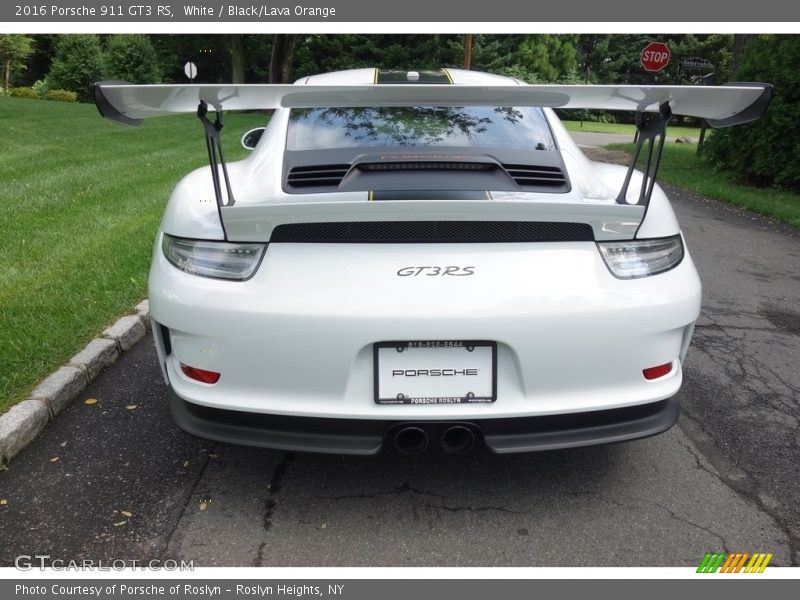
[374,341,496,405]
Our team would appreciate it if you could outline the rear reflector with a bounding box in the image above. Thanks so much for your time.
[643,362,673,380]
[180,363,221,384]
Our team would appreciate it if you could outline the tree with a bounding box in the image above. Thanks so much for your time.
[16,34,56,87]
[704,35,800,192]
[461,35,520,75]
[0,35,34,91]
[463,34,473,70]
[270,34,297,83]
[669,34,733,84]
[458,35,579,83]
[46,34,104,102]
[242,35,272,82]
[291,35,462,79]
[516,35,579,82]
[731,34,755,75]
[104,35,162,84]
[231,34,245,83]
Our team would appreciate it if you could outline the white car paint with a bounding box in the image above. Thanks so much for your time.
[151,234,699,419]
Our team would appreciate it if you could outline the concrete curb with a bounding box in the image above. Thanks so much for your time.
[0,300,150,466]
[0,400,49,466]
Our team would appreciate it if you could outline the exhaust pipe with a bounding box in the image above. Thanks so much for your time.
[440,425,477,454]
[393,426,429,455]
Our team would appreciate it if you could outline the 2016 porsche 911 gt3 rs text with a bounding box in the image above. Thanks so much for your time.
[94,68,772,455]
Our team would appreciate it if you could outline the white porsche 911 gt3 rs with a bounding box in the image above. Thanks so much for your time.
[94,68,771,455]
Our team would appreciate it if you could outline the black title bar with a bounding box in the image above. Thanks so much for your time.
[4,0,800,23]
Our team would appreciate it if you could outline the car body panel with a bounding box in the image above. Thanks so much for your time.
[149,232,700,420]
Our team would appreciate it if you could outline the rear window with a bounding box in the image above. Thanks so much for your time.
[286,106,556,151]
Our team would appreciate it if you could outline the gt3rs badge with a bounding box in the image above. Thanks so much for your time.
[397,266,475,276]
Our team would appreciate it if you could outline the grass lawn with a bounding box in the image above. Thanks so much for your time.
[563,119,701,139]
[0,97,266,413]
[608,142,800,228]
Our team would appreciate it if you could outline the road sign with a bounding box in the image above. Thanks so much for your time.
[184,62,198,82]
[641,42,671,72]
[681,57,713,70]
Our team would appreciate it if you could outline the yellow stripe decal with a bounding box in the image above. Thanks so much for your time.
[750,554,767,573]
[373,68,379,84]
[368,190,374,201]
[758,554,773,573]
[744,554,760,573]
[442,68,454,84]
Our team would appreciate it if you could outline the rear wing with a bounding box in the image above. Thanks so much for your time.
[94,82,771,128]
[93,81,772,238]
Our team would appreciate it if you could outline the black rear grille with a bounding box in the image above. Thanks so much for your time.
[286,164,350,188]
[358,161,495,172]
[285,160,569,193]
[502,164,567,188]
[270,221,594,243]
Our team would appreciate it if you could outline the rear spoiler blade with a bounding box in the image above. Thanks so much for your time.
[94,82,772,128]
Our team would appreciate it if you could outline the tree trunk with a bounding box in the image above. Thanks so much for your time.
[269,34,297,84]
[4,59,10,92]
[231,34,245,83]
[731,34,755,78]
[464,34,473,70]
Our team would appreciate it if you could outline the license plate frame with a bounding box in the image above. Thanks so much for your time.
[373,340,497,405]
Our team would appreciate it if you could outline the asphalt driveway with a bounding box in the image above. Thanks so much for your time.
[1,140,798,567]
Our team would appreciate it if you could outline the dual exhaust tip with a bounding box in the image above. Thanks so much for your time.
[393,425,478,455]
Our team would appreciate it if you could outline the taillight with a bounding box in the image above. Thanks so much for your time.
[597,235,684,279]
[163,234,266,281]
[180,363,221,384]
[643,362,673,380]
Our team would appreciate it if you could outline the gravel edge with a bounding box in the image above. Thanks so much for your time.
[0,300,150,465]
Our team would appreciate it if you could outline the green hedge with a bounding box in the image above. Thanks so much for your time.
[7,87,78,102]
[9,87,38,99]
[44,89,78,103]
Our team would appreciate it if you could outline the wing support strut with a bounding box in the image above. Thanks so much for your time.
[616,101,672,206]
[197,101,234,239]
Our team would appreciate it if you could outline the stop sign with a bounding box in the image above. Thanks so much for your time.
[641,42,671,72]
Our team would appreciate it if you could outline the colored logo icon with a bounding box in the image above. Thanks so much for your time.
[697,552,773,573]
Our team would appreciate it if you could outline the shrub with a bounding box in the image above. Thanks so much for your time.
[31,79,50,97]
[44,89,77,102]
[103,35,162,84]
[9,86,38,99]
[704,35,800,192]
[46,34,104,102]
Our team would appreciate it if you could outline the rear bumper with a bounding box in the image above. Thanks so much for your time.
[168,387,680,455]
[150,239,701,421]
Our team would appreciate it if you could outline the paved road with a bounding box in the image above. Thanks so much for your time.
[569,131,637,148]
[569,131,698,149]
[1,144,798,567]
